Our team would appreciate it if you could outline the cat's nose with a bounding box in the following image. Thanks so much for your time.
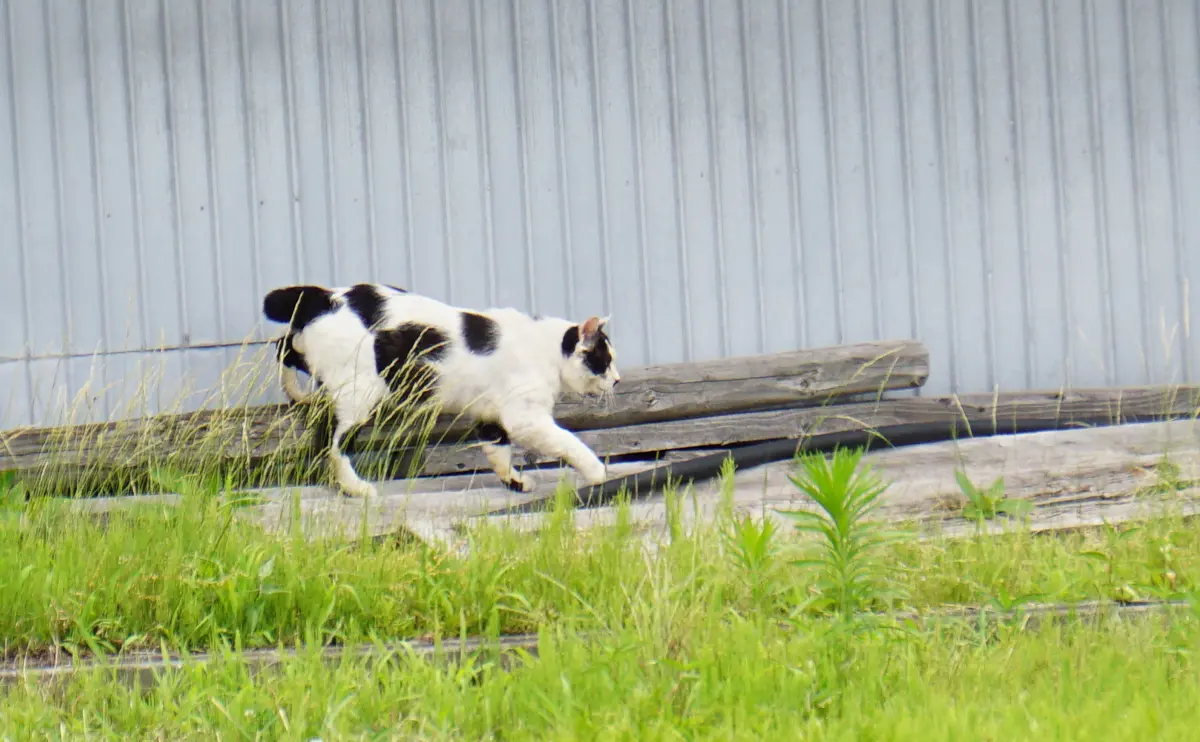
[613,378,620,386]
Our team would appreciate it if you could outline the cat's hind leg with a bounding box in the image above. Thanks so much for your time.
[327,383,387,498]
[473,422,535,493]
[280,365,315,404]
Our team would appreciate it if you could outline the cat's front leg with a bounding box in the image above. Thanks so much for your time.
[473,422,535,492]
[503,411,608,487]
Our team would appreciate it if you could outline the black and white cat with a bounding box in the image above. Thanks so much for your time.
[261,283,620,498]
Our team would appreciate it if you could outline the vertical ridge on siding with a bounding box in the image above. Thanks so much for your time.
[623,0,653,362]
[548,0,576,320]
[1159,0,1191,382]
[1081,0,1116,387]
[2,0,37,416]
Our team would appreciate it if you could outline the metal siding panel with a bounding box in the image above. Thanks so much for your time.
[706,0,760,359]
[85,0,145,354]
[6,0,1200,428]
[318,0,374,287]
[745,0,799,355]
[1168,0,1200,380]
[1091,0,1149,386]
[554,0,608,322]
[241,0,303,298]
[202,0,260,340]
[666,0,725,362]
[124,0,187,351]
[286,0,334,285]
[1054,0,1111,389]
[48,0,109,360]
[438,0,492,311]
[895,0,957,393]
[1128,0,1187,383]
[628,0,686,362]
[396,0,451,299]
[862,0,918,347]
[592,0,650,363]
[824,0,879,346]
[477,0,528,311]
[161,0,217,348]
[788,0,841,352]
[0,360,31,428]
[8,0,70,360]
[939,0,993,392]
[0,1,28,363]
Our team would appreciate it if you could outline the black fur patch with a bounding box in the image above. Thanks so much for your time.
[461,311,500,355]
[373,323,449,397]
[501,478,526,493]
[561,326,613,376]
[472,422,511,446]
[561,326,579,356]
[344,283,387,330]
[582,333,613,375]
[262,285,335,331]
[274,332,309,375]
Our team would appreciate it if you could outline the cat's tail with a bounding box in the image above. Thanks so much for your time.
[262,285,336,331]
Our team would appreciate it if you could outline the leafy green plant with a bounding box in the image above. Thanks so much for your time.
[722,512,779,609]
[954,471,1032,525]
[777,447,905,617]
[0,471,27,512]
[1078,521,1142,603]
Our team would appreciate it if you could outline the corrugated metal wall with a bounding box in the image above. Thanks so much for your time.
[2,0,1198,428]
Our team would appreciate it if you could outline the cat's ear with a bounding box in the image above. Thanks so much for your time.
[579,316,605,348]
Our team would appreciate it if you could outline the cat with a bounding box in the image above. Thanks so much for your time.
[261,282,621,498]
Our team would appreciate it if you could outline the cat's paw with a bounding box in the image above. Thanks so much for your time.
[501,472,536,493]
[578,461,608,487]
[339,479,379,498]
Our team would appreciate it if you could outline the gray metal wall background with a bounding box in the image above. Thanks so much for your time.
[2,0,1198,428]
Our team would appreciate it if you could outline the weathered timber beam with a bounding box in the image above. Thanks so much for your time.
[0,340,929,479]
[408,385,1200,477]
[355,338,929,440]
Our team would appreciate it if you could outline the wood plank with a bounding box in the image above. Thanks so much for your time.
[256,420,1200,548]
[490,419,1200,540]
[349,338,930,444]
[0,340,928,488]
[409,385,1200,477]
[57,420,1200,553]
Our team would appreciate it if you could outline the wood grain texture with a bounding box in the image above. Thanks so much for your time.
[404,385,1200,476]
[249,420,1200,547]
[59,420,1200,553]
[1,341,929,483]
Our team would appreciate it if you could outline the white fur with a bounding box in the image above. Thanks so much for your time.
[269,286,621,498]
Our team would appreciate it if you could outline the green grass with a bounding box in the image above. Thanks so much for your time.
[2,447,1200,738]
[3,604,1200,739]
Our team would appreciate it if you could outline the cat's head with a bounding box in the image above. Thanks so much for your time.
[560,316,620,397]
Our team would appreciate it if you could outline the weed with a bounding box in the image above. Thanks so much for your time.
[954,470,1033,526]
[721,513,779,611]
[1077,520,1143,603]
[776,446,906,617]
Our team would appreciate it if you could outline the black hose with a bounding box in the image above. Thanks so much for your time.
[485,412,1175,517]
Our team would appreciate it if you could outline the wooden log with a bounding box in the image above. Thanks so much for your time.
[57,420,1200,552]
[353,338,929,441]
[0,340,929,487]
[450,419,1200,543]
[409,385,1200,476]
